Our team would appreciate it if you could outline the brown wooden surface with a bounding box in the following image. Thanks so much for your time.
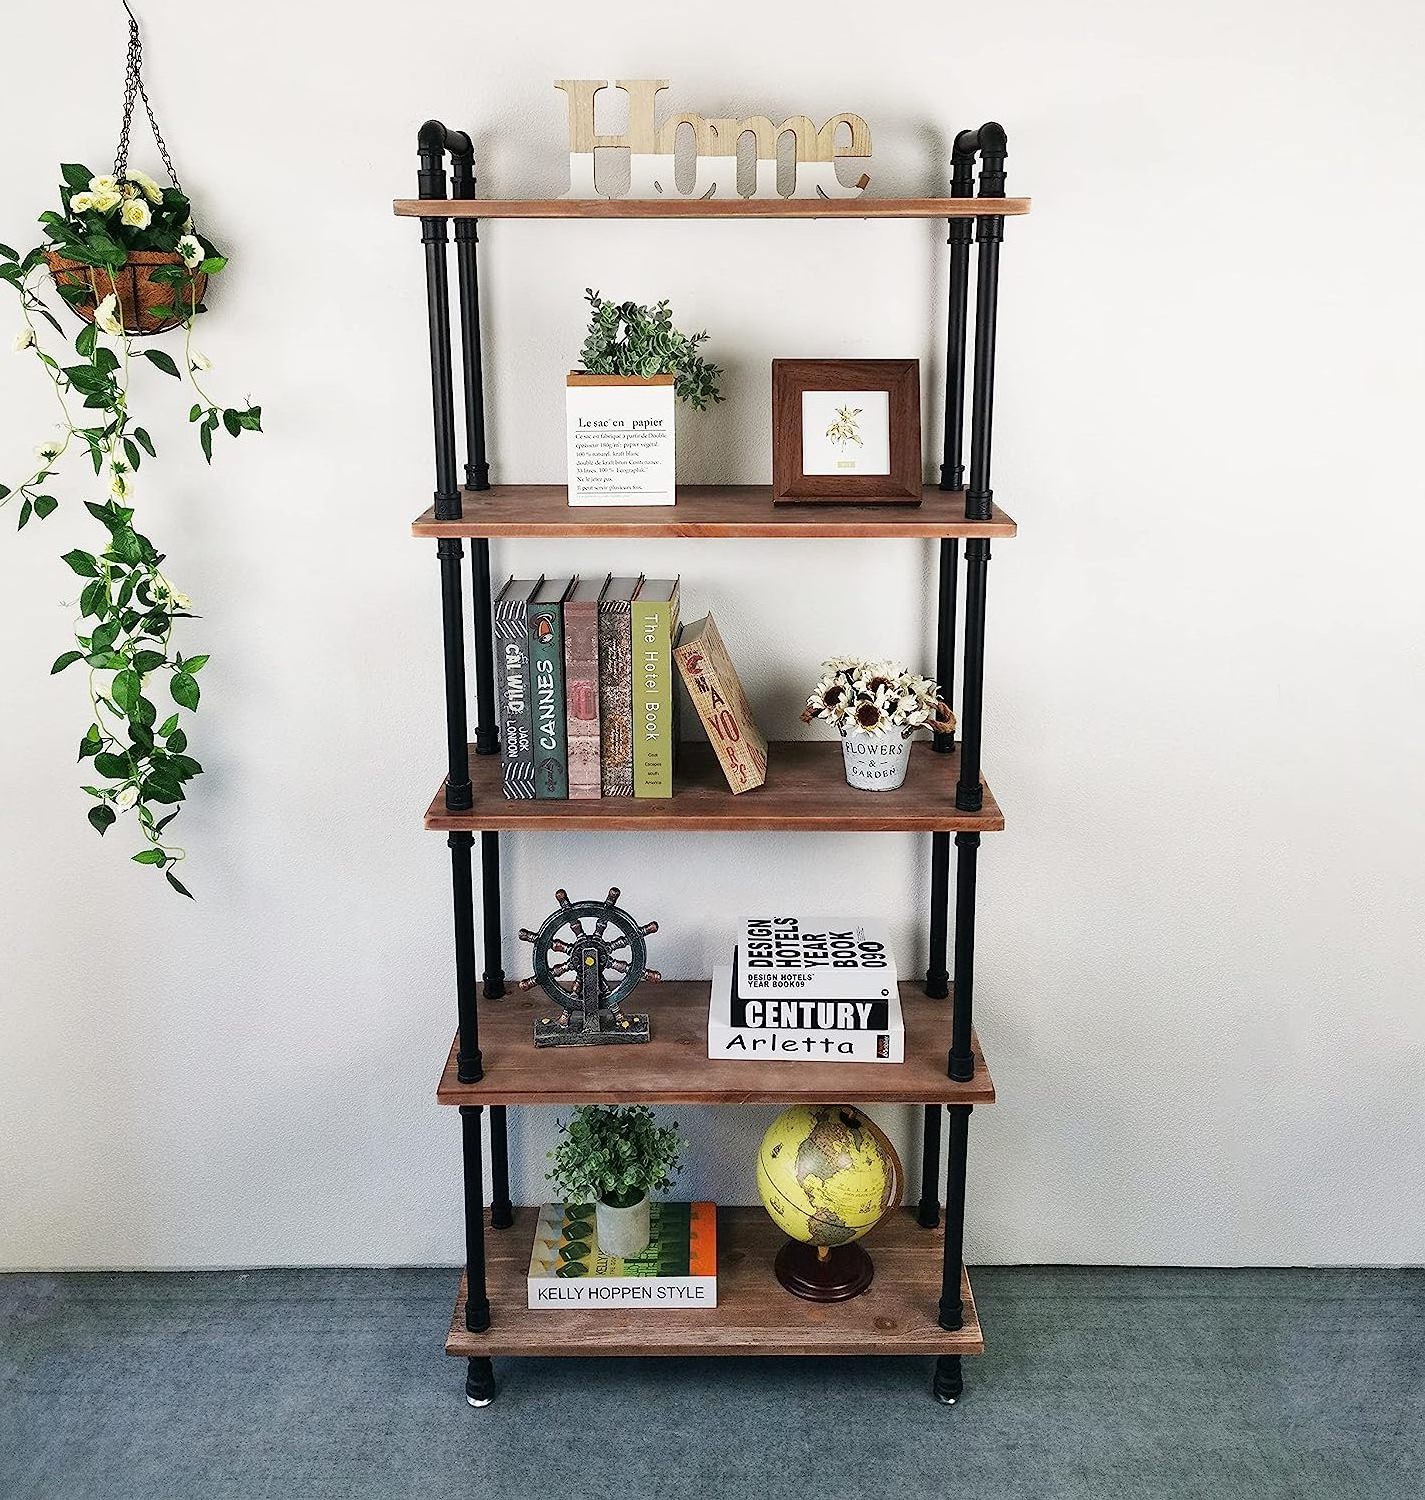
[446,1207,983,1358]
[411,484,1017,539]
[772,358,921,502]
[394,197,1031,220]
[424,740,1004,833]
[436,981,995,1106]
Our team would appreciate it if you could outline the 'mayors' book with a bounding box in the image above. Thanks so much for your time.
[563,575,607,800]
[527,1201,717,1309]
[495,577,541,799]
[598,576,643,797]
[631,578,680,798]
[673,613,768,794]
[528,577,574,799]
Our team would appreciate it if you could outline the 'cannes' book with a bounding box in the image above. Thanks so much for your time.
[528,577,574,799]
[598,576,643,798]
[563,575,607,800]
[631,578,681,798]
[527,1201,717,1309]
[671,614,767,794]
[708,965,903,1062]
[494,576,542,799]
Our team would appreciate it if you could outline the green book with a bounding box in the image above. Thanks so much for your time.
[631,578,680,798]
[528,577,574,799]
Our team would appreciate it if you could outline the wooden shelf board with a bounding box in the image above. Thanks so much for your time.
[436,981,994,1107]
[446,1207,982,1358]
[412,485,1017,540]
[395,196,1030,221]
[425,740,1003,834]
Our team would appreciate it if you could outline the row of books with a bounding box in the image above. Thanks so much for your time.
[708,916,905,1062]
[495,576,768,800]
[496,574,680,799]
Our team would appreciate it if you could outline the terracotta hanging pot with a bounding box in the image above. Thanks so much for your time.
[44,248,205,338]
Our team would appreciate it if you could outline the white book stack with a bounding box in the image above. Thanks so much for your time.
[707,965,905,1063]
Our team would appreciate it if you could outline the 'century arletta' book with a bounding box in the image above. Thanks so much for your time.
[526,1201,717,1309]
[598,576,643,797]
[708,965,903,1063]
[528,576,574,799]
[631,577,681,798]
[563,575,607,800]
[494,576,542,799]
[736,916,897,1003]
[672,613,767,794]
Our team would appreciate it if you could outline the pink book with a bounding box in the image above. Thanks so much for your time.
[564,575,608,799]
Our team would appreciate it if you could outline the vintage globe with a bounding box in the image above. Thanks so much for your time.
[757,1104,902,1252]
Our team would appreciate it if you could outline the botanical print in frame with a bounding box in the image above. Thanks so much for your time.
[771,358,921,504]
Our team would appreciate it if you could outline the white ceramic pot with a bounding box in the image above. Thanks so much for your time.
[595,1194,651,1257]
[841,731,912,791]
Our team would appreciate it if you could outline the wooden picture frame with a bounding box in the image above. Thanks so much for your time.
[772,358,921,504]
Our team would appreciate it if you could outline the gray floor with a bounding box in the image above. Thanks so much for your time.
[2,1266,1421,1500]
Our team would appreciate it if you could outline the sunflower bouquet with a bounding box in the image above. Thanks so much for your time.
[801,657,956,739]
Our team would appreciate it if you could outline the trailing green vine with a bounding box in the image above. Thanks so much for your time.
[1,163,262,895]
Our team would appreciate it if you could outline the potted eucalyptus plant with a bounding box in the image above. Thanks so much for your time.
[547,1104,685,1258]
[566,289,722,506]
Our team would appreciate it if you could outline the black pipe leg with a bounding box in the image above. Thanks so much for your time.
[465,1356,496,1408]
[933,1355,964,1405]
[480,830,505,999]
[488,1105,513,1229]
[926,830,951,998]
[917,1104,942,1228]
[948,833,979,1081]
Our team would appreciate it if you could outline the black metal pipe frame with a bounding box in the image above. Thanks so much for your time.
[450,831,484,1084]
[949,832,979,1081]
[460,1105,493,1414]
[938,1103,972,1327]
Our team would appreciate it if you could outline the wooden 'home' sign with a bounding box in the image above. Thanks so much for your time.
[555,79,872,201]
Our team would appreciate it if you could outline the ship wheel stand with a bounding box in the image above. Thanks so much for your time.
[518,887,661,1046]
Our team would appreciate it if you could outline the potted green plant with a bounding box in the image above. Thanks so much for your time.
[546,1104,685,1257]
[566,289,723,507]
[801,657,956,791]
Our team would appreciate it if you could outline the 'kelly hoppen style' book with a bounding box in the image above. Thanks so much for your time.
[708,966,903,1062]
[598,576,644,797]
[495,576,542,800]
[563,575,608,801]
[528,577,575,799]
[672,614,768,794]
[631,578,681,798]
[526,1201,717,1309]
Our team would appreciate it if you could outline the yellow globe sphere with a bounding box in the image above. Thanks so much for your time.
[756,1104,902,1248]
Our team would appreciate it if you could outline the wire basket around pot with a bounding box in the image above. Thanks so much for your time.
[44,249,205,338]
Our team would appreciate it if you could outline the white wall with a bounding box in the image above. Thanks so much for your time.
[2,0,1422,1271]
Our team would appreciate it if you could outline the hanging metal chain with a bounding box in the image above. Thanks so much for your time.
[113,1,183,192]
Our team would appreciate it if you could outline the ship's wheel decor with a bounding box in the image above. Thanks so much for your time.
[518,887,661,1047]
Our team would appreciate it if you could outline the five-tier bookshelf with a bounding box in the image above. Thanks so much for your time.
[396,118,1026,1407]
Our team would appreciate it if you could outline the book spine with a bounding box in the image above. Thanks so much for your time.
[673,643,764,794]
[599,600,635,797]
[631,598,675,797]
[528,1276,717,1310]
[707,1022,903,1064]
[496,595,535,799]
[728,995,893,1030]
[529,598,569,799]
[564,600,601,800]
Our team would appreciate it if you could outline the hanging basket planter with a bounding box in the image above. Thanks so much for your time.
[43,249,206,337]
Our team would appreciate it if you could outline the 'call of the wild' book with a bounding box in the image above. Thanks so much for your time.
[563,575,607,800]
[631,578,681,798]
[598,576,643,797]
[527,1201,717,1309]
[495,577,541,799]
[528,577,574,799]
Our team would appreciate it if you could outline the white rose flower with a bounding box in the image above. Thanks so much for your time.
[35,440,63,462]
[189,349,212,373]
[94,293,123,336]
[13,326,35,351]
[119,199,152,230]
[115,785,138,810]
[181,216,194,234]
[126,169,164,205]
[69,191,97,214]
[176,235,203,270]
[89,174,119,195]
[172,590,193,610]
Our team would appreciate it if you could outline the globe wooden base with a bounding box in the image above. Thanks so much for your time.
[774,1239,875,1302]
